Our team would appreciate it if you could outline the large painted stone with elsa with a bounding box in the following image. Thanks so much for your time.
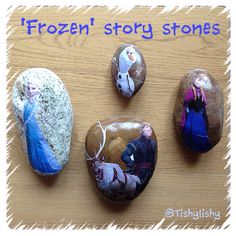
[85,118,158,202]
[111,44,146,97]
[174,68,224,153]
[12,68,73,175]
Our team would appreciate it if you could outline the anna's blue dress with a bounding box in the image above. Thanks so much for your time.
[23,101,62,175]
[182,95,212,153]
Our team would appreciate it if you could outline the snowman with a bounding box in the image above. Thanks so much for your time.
[116,45,137,97]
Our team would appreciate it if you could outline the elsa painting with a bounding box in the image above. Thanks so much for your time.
[180,73,212,152]
[23,78,62,175]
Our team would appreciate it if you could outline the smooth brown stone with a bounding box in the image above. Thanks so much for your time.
[174,68,224,153]
[111,44,146,97]
[85,118,158,202]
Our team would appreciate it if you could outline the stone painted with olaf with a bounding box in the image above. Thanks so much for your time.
[111,44,146,97]
[12,68,73,175]
[85,118,158,202]
[174,68,224,153]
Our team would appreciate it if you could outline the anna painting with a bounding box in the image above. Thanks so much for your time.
[23,78,62,175]
[180,73,212,152]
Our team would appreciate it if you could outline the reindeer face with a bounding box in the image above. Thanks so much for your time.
[91,159,100,171]
[91,158,104,182]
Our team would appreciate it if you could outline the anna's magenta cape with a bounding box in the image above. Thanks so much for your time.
[180,86,207,129]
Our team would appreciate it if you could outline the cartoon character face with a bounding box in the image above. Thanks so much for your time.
[193,74,208,88]
[122,46,137,64]
[27,82,40,98]
[118,45,138,74]
[142,125,152,139]
[123,46,137,63]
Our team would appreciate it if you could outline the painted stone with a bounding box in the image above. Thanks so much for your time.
[111,44,146,97]
[174,68,224,153]
[12,68,73,175]
[85,118,158,202]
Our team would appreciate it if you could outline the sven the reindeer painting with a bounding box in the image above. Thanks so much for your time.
[85,118,158,202]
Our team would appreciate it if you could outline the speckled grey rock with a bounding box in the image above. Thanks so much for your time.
[12,68,73,175]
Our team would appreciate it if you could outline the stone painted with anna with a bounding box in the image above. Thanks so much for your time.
[85,118,158,202]
[111,44,146,98]
[174,68,224,153]
[12,68,73,175]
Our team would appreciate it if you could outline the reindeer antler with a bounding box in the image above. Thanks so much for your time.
[85,121,107,161]
[85,150,94,160]
[95,121,107,159]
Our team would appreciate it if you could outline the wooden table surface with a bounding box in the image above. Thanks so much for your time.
[7,6,230,229]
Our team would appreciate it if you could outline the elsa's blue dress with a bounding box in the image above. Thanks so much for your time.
[23,100,62,175]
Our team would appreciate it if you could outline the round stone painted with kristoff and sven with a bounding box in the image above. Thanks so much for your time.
[174,68,224,153]
[12,68,73,175]
[85,118,158,202]
[111,44,146,98]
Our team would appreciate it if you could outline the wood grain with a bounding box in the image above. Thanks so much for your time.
[7,6,230,229]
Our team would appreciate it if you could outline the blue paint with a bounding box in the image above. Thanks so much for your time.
[21,17,95,35]
[104,22,153,39]
[212,23,220,35]
[47,25,57,34]
[20,17,220,38]
[183,108,212,153]
[23,101,62,175]
[162,22,220,36]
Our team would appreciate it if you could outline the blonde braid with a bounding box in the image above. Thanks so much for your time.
[192,85,196,100]
[200,87,206,102]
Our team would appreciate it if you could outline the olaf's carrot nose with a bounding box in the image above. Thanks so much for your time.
[128,54,135,62]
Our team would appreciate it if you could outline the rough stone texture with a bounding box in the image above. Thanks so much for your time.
[85,118,158,202]
[111,44,146,97]
[174,68,224,152]
[12,68,73,173]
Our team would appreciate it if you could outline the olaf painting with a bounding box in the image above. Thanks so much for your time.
[111,44,146,98]
[12,68,73,176]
